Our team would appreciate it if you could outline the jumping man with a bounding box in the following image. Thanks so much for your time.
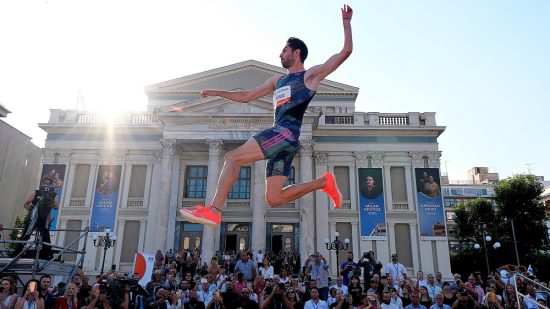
[180,5,354,226]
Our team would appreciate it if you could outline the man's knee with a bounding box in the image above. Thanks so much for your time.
[265,194,284,207]
[224,150,242,164]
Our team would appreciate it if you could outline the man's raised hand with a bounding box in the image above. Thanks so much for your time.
[200,89,217,98]
[342,4,353,21]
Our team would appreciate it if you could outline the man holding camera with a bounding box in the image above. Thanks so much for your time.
[261,283,292,309]
[358,251,382,289]
[340,252,360,287]
[307,253,330,301]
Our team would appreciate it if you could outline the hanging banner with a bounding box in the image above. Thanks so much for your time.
[89,165,122,233]
[415,168,447,240]
[133,252,156,287]
[358,168,387,240]
[40,164,67,230]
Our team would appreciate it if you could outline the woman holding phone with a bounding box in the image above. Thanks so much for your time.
[15,280,44,309]
[0,277,18,309]
[53,283,78,309]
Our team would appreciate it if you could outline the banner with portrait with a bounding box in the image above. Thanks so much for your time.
[40,164,66,230]
[358,168,387,240]
[415,168,447,240]
[89,165,122,233]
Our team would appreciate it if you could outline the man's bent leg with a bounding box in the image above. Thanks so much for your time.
[180,138,264,226]
[264,176,325,207]
[265,173,342,208]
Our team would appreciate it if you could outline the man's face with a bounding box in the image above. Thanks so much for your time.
[435,294,444,305]
[366,176,374,187]
[310,289,319,300]
[468,276,476,285]
[411,294,420,305]
[71,275,81,286]
[386,277,393,285]
[435,272,442,281]
[428,275,435,284]
[336,290,344,301]
[241,288,250,297]
[392,255,398,262]
[40,277,51,290]
[347,252,353,261]
[241,253,248,261]
[417,271,424,280]
[280,44,296,69]
[383,293,391,304]
[336,278,343,286]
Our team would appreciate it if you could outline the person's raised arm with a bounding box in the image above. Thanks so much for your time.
[200,75,280,103]
[23,191,36,211]
[306,5,353,89]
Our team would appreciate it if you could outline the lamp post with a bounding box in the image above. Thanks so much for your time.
[474,224,500,276]
[505,218,521,268]
[324,232,350,268]
[93,228,118,275]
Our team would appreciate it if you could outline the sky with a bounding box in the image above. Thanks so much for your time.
[0,0,548,181]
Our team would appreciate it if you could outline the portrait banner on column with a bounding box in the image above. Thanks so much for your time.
[415,168,447,240]
[40,164,66,230]
[89,165,122,233]
[358,168,387,240]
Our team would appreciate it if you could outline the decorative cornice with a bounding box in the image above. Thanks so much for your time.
[100,150,128,162]
[408,151,441,164]
[313,151,328,163]
[353,151,384,164]
[314,129,442,137]
[42,149,73,162]
[206,139,223,155]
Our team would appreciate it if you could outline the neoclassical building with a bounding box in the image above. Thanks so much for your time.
[40,60,450,276]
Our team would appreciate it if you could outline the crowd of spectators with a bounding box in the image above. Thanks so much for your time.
[2,249,548,309]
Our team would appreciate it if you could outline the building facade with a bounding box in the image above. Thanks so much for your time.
[0,104,42,229]
[40,60,451,276]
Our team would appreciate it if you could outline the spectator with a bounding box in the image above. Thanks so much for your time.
[426,275,442,302]
[502,284,517,309]
[451,291,479,309]
[358,252,383,289]
[306,253,330,301]
[339,252,360,287]
[234,273,248,297]
[405,292,427,309]
[147,271,165,296]
[389,288,403,309]
[347,276,363,308]
[430,293,451,309]
[284,288,302,309]
[183,290,205,309]
[330,277,348,295]
[259,259,274,280]
[481,293,502,309]
[0,276,18,309]
[329,289,352,309]
[39,275,54,309]
[441,283,456,307]
[235,252,257,282]
[327,288,338,308]
[15,279,45,309]
[434,273,443,288]
[304,288,328,309]
[466,276,484,306]
[415,272,427,289]
[521,283,538,309]
[53,283,78,309]
[206,291,223,309]
[419,286,432,308]
[381,292,399,309]
[385,255,407,284]
[255,251,265,269]
[359,293,380,309]
[221,280,238,309]
[233,288,258,309]
[253,276,266,297]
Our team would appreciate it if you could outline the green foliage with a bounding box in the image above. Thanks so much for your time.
[453,198,499,249]
[8,215,26,250]
[494,174,548,258]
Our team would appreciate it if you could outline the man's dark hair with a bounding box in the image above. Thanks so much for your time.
[40,274,52,281]
[287,37,308,63]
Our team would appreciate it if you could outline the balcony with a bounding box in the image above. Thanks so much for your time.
[68,198,86,207]
[391,201,409,211]
[127,198,144,208]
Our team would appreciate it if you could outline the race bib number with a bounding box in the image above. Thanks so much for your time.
[274,85,291,107]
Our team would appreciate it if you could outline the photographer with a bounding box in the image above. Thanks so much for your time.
[358,252,382,289]
[206,292,224,309]
[81,284,112,309]
[260,284,292,309]
[339,253,360,288]
[16,279,45,309]
[221,280,238,309]
[183,290,204,309]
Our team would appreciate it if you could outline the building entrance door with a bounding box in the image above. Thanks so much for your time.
[181,232,202,252]
[224,233,248,253]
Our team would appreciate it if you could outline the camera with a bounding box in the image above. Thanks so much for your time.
[99,277,143,307]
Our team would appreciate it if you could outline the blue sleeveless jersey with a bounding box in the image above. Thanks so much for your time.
[272,71,316,136]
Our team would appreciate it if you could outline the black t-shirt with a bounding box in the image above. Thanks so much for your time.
[455,300,477,309]
[330,300,352,309]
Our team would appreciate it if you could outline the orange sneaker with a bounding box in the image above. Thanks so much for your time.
[179,205,221,227]
[322,172,342,208]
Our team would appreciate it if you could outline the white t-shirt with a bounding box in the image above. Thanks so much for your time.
[329,284,349,295]
[304,299,328,309]
[259,265,274,279]
[255,252,264,264]
[382,303,401,309]
[385,262,407,282]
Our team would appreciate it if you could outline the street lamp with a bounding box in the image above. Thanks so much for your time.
[92,228,118,275]
[474,224,500,276]
[324,232,350,268]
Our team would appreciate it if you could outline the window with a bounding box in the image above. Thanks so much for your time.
[229,166,251,199]
[128,165,147,198]
[446,212,455,221]
[284,167,295,187]
[334,166,351,200]
[227,223,249,232]
[120,221,140,263]
[272,224,294,233]
[390,167,407,202]
[185,166,207,198]
[71,164,90,198]
[444,199,456,207]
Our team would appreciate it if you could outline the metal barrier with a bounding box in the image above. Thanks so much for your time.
[0,226,89,288]
[514,273,549,309]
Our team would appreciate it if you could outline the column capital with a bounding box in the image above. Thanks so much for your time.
[206,139,223,155]
[160,139,176,157]
[313,151,328,163]
[353,151,384,164]
[408,151,441,164]
[299,141,315,156]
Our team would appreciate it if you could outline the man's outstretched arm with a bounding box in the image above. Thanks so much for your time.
[200,75,280,103]
[306,5,353,89]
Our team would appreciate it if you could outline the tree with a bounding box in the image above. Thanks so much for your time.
[454,198,499,248]
[494,174,549,259]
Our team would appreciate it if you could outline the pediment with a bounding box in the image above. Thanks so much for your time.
[155,95,274,116]
[145,60,359,96]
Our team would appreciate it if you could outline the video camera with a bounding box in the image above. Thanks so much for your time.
[99,277,144,308]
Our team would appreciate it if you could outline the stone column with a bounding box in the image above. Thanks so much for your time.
[166,154,181,250]
[251,160,267,253]
[154,139,176,253]
[314,151,329,259]
[299,141,315,260]
[201,139,223,263]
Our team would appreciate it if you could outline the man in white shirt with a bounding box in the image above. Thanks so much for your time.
[329,277,348,295]
[381,292,401,309]
[304,287,329,309]
[415,271,428,289]
[425,274,442,302]
[385,254,408,284]
[429,293,451,309]
[255,250,264,269]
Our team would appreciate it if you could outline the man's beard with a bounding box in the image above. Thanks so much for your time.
[281,58,294,68]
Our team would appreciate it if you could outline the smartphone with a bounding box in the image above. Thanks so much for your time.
[111,264,116,271]
[29,281,37,293]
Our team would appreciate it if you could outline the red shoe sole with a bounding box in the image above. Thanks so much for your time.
[179,208,220,227]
